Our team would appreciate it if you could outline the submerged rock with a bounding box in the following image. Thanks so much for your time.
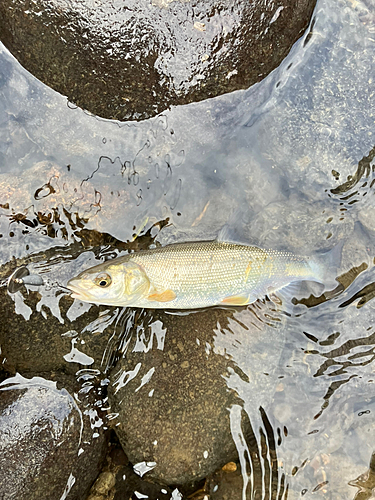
[0,284,111,375]
[108,309,240,484]
[208,465,244,500]
[86,436,174,500]
[0,373,108,500]
[0,0,316,121]
[107,305,283,485]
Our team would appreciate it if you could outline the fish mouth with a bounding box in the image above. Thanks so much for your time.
[66,280,89,301]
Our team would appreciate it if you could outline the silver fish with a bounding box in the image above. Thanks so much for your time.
[67,240,325,309]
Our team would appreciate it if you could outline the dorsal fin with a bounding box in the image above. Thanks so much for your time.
[217,208,253,245]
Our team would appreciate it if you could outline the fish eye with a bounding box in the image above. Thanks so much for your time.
[94,273,112,288]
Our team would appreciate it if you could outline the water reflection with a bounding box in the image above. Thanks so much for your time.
[227,405,289,500]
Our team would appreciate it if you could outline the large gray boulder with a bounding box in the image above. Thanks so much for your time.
[0,0,316,120]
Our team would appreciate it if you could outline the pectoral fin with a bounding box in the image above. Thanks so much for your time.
[147,289,176,302]
[221,294,250,306]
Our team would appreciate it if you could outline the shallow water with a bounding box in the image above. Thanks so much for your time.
[0,0,375,497]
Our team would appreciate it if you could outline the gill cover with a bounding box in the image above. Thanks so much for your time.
[122,262,150,298]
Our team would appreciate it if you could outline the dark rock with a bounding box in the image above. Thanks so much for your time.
[0,372,108,500]
[87,434,173,500]
[0,0,316,121]
[208,465,244,500]
[0,284,114,375]
[87,471,116,499]
[107,306,279,485]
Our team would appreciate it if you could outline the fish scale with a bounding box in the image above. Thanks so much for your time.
[132,242,310,308]
[130,241,265,290]
[67,240,322,309]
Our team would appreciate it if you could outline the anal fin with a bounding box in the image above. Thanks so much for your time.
[221,294,250,306]
[147,289,176,302]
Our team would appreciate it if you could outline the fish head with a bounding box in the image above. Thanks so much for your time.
[67,261,150,306]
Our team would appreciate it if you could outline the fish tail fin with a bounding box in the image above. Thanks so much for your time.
[308,239,345,290]
[272,240,345,312]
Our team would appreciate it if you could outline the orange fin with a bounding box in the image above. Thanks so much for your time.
[147,289,176,302]
[221,294,249,306]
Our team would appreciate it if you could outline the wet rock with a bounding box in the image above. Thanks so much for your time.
[0,284,115,375]
[0,373,108,500]
[108,308,240,484]
[0,0,316,121]
[108,305,284,485]
[208,465,243,500]
[87,434,173,500]
[87,471,116,499]
[180,462,243,500]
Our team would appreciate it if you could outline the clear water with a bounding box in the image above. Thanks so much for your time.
[0,0,375,497]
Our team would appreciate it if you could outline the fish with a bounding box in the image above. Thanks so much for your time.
[67,240,329,309]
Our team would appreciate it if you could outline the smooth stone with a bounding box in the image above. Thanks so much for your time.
[0,373,108,500]
[208,466,244,500]
[0,0,316,121]
[108,306,283,485]
[0,283,119,375]
[86,435,173,500]
[87,471,116,498]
